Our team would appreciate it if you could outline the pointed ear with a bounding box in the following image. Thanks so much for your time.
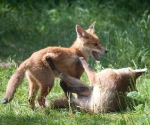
[88,21,96,33]
[134,68,147,79]
[76,25,87,37]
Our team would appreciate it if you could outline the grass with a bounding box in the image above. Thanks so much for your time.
[0,1,150,125]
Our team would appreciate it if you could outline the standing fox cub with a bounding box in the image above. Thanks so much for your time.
[46,57,146,113]
[2,22,107,109]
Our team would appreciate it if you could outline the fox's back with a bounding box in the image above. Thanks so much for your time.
[29,46,84,78]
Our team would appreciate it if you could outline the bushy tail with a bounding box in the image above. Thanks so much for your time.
[2,60,27,104]
[134,68,147,78]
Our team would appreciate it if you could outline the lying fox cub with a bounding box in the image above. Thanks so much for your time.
[45,56,146,113]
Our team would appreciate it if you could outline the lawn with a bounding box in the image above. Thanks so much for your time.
[0,0,150,124]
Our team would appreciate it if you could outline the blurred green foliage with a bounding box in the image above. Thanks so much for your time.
[0,1,150,124]
[0,0,150,68]
[1,0,150,11]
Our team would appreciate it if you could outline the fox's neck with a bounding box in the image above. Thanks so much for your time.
[70,39,89,61]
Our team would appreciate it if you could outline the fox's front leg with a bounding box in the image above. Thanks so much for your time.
[79,57,97,85]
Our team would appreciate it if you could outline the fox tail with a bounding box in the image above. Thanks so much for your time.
[2,60,28,104]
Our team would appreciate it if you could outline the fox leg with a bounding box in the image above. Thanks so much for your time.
[37,84,52,108]
[36,75,54,108]
[79,57,96,85]
[59,73,92,96]
[34,70,54,108]
[26,71,39,109]
[45,56,61,76]
[27,77,39,109]
[26,61,55,108]
[60,80,78,112]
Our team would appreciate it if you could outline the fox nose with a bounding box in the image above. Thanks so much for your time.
[104,50,108,53]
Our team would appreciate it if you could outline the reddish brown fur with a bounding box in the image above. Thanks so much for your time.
[2,22,107,109]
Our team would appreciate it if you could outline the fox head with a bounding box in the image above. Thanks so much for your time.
[76,22,107,61]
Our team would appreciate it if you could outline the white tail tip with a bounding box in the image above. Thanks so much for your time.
[134,68,147,73]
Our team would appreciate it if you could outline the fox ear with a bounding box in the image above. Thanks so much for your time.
[76,25,87,37]
[88,21,96,33]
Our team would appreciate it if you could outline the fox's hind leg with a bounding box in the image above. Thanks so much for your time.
[26,71,39,109]
[26,63,55,108]
[33,68,54,108]
[37,83,53,108]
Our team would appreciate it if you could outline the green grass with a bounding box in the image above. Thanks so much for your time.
[0,1,150,125]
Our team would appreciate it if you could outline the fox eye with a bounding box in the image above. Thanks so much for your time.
[93,43,98,46]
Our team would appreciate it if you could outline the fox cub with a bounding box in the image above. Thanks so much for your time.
[2,22,107,109]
